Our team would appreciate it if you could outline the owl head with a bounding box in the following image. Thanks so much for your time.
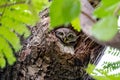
[55,28,78,46]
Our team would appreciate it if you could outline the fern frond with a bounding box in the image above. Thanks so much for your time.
[0,0,50,68]
[106,47,120,57]
[102,61,120,73]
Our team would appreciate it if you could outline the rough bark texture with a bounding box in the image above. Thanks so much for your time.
[0,0,106,80]
[0,8,104,80]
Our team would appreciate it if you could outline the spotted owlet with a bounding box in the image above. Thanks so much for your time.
[55,28,78,46]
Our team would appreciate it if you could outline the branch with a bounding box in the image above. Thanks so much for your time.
[81,11,96,23]
[0,1,25,8]
[80,0,120,50]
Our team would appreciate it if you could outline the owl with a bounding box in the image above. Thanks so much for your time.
[55,28,78,46]
[54,27,78,55]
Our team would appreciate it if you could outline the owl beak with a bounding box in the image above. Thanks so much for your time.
[64,37,67,42]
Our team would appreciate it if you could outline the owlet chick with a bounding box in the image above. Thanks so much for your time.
[55,28,78,46]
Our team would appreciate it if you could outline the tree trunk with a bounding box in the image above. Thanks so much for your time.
[0,7,104,80]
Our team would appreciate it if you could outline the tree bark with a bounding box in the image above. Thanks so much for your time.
[0,1,105,80]
[1,0,119,80]
[0,8,104,80]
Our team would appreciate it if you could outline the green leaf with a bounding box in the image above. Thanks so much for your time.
[101,0,120,7]
[71,17,81,32]
[8,4,38,26]
[0,52,6,68]
[0,36,16,68]
[50,0,80,27]
[94,2,120,18]
[0,58,6,68]
[0,0,50,68]
[0,0,8,5]
[86,64,95,74]
[0,36,16,65]
[31,0,50,14]
[1,16,30,38]
[0,27,21,51]
[92,16,118,41]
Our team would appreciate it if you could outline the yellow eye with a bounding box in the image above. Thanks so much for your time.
[67,33,74,39]
[58,32,64,36]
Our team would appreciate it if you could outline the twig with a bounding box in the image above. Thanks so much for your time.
[81,11,96,23]
[0,1,25,8]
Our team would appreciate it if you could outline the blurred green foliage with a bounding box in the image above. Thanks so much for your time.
[86,47,120,80]
[92,0,120,41]
[0,0,50,68]
[50,0,81,31]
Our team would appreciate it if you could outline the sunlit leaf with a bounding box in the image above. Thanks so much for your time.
[71,17,81,32]
[1,16,30,38]
[50,0,81,27]
[101,0,120,7]
[9,4,38,26]
[92,16,118,41]
[31,0,50,13]
[94,3,120,18]
[0,36,16,65]
[0,36,16,67]
[0,52,6,68]
[0,0,50,68]
[0,27,21,52]
[86,64,95,74]
[0,0,8,5]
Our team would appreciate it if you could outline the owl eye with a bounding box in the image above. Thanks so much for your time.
[57,32,64,36]
[67,33,74,39]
